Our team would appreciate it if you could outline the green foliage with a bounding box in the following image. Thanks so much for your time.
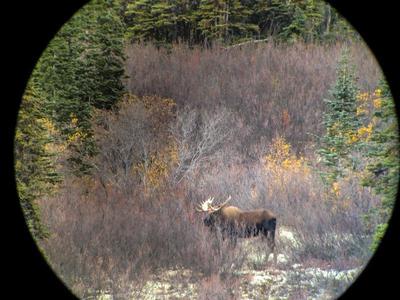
[361,80,399,249]
[15,85,61,239]
[195,0,257,45]
[370,223,388,252]
[31,0,126,175]
[125,0,199,46]
[123,0,357,46]
[318,49,361,184]
[125,0,170,43]
[246,0,292,37]
[363,80,399,214]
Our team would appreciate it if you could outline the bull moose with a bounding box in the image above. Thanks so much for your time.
[196,195,277,264]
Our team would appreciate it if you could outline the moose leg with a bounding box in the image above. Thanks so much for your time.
[263,218,277,265]
[267,230,277,265]
[227,224,237,247]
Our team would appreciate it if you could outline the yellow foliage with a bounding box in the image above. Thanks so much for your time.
[168,141,179,165]
[38,117,67,154]
[356,91,369,102]
[355,91,373,122]
[146,155,168,187]
[162,98,176,108]
[68,130,86,143]
[132,139,179,190]
[356,89,383,112]
[346,133,359,144]
[115,93,179,190]
[136,144,177,189]
[332,182,340,197]
[265,136,291,161]
[373,98,382,109]
[264,136,310,175]
[39,117,57,135]
[357,123,373,141]
[44,141,67,154]
[69,112,79,127]
[374,88,382,97]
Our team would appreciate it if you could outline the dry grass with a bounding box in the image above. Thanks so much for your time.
[38,139,378,298]
[125,41,381,154]
[37,41,383,299]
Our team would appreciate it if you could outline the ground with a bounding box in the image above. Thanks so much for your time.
[96,227,361,300]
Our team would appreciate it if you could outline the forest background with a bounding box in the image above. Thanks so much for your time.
[14,0,398,299]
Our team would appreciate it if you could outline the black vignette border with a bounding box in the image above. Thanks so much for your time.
[1,1,399,299]
[328,0,400,299]
[2,1,89,299]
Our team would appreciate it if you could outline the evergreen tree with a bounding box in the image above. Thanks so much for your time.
[122,0,357,46]
[173,0,200,45]
[280,0,325,42]
[124,0,198,45]
[224,0,259,43]
[246,0,292,38]
[15,85,61,239]
[195,0,224,44]
[85,0,126,110]
[31,0,126,175]
[362,80,399,250]
[125,0,166,43]
[196,0,257,45]
[318,49,361,184]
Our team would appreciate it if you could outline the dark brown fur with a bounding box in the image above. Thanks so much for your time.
[203,205,277,258]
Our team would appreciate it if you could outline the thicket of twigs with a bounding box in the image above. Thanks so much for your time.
[38,41,382,299]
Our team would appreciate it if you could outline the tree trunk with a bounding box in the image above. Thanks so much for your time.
[324,4,331,35]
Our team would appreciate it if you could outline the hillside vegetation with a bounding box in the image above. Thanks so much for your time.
[15,1,398,299]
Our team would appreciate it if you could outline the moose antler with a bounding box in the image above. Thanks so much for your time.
[217,195,231,208]
[196,195,231,212]
[196,197,215,212]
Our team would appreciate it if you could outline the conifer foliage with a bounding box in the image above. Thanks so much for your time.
[32,0,125,175]
[317,51,398,251]
[15,86,61,239]
[318,49,360,184]
[123,0,356,46]
[16,0,126,237]
[362,80,399,250]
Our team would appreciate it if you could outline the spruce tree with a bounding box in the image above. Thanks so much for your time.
[361,80,399,250]
[31,0,126,175]
[125,0,195,45]
[318,49,361,184]
[15,85,61,239]
[196,0,257,45]
[280,0,325,42]
[125,0,164,43]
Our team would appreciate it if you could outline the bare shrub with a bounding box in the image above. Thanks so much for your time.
[37,41,384,299]
[256,139,378,268]
[125,41,381,154]
[170,106,238,185]
[39,173,248,298]
[93,94,176,195]
[198,274,239,300]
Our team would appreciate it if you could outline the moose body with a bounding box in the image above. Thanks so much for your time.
[197,196,277,263]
